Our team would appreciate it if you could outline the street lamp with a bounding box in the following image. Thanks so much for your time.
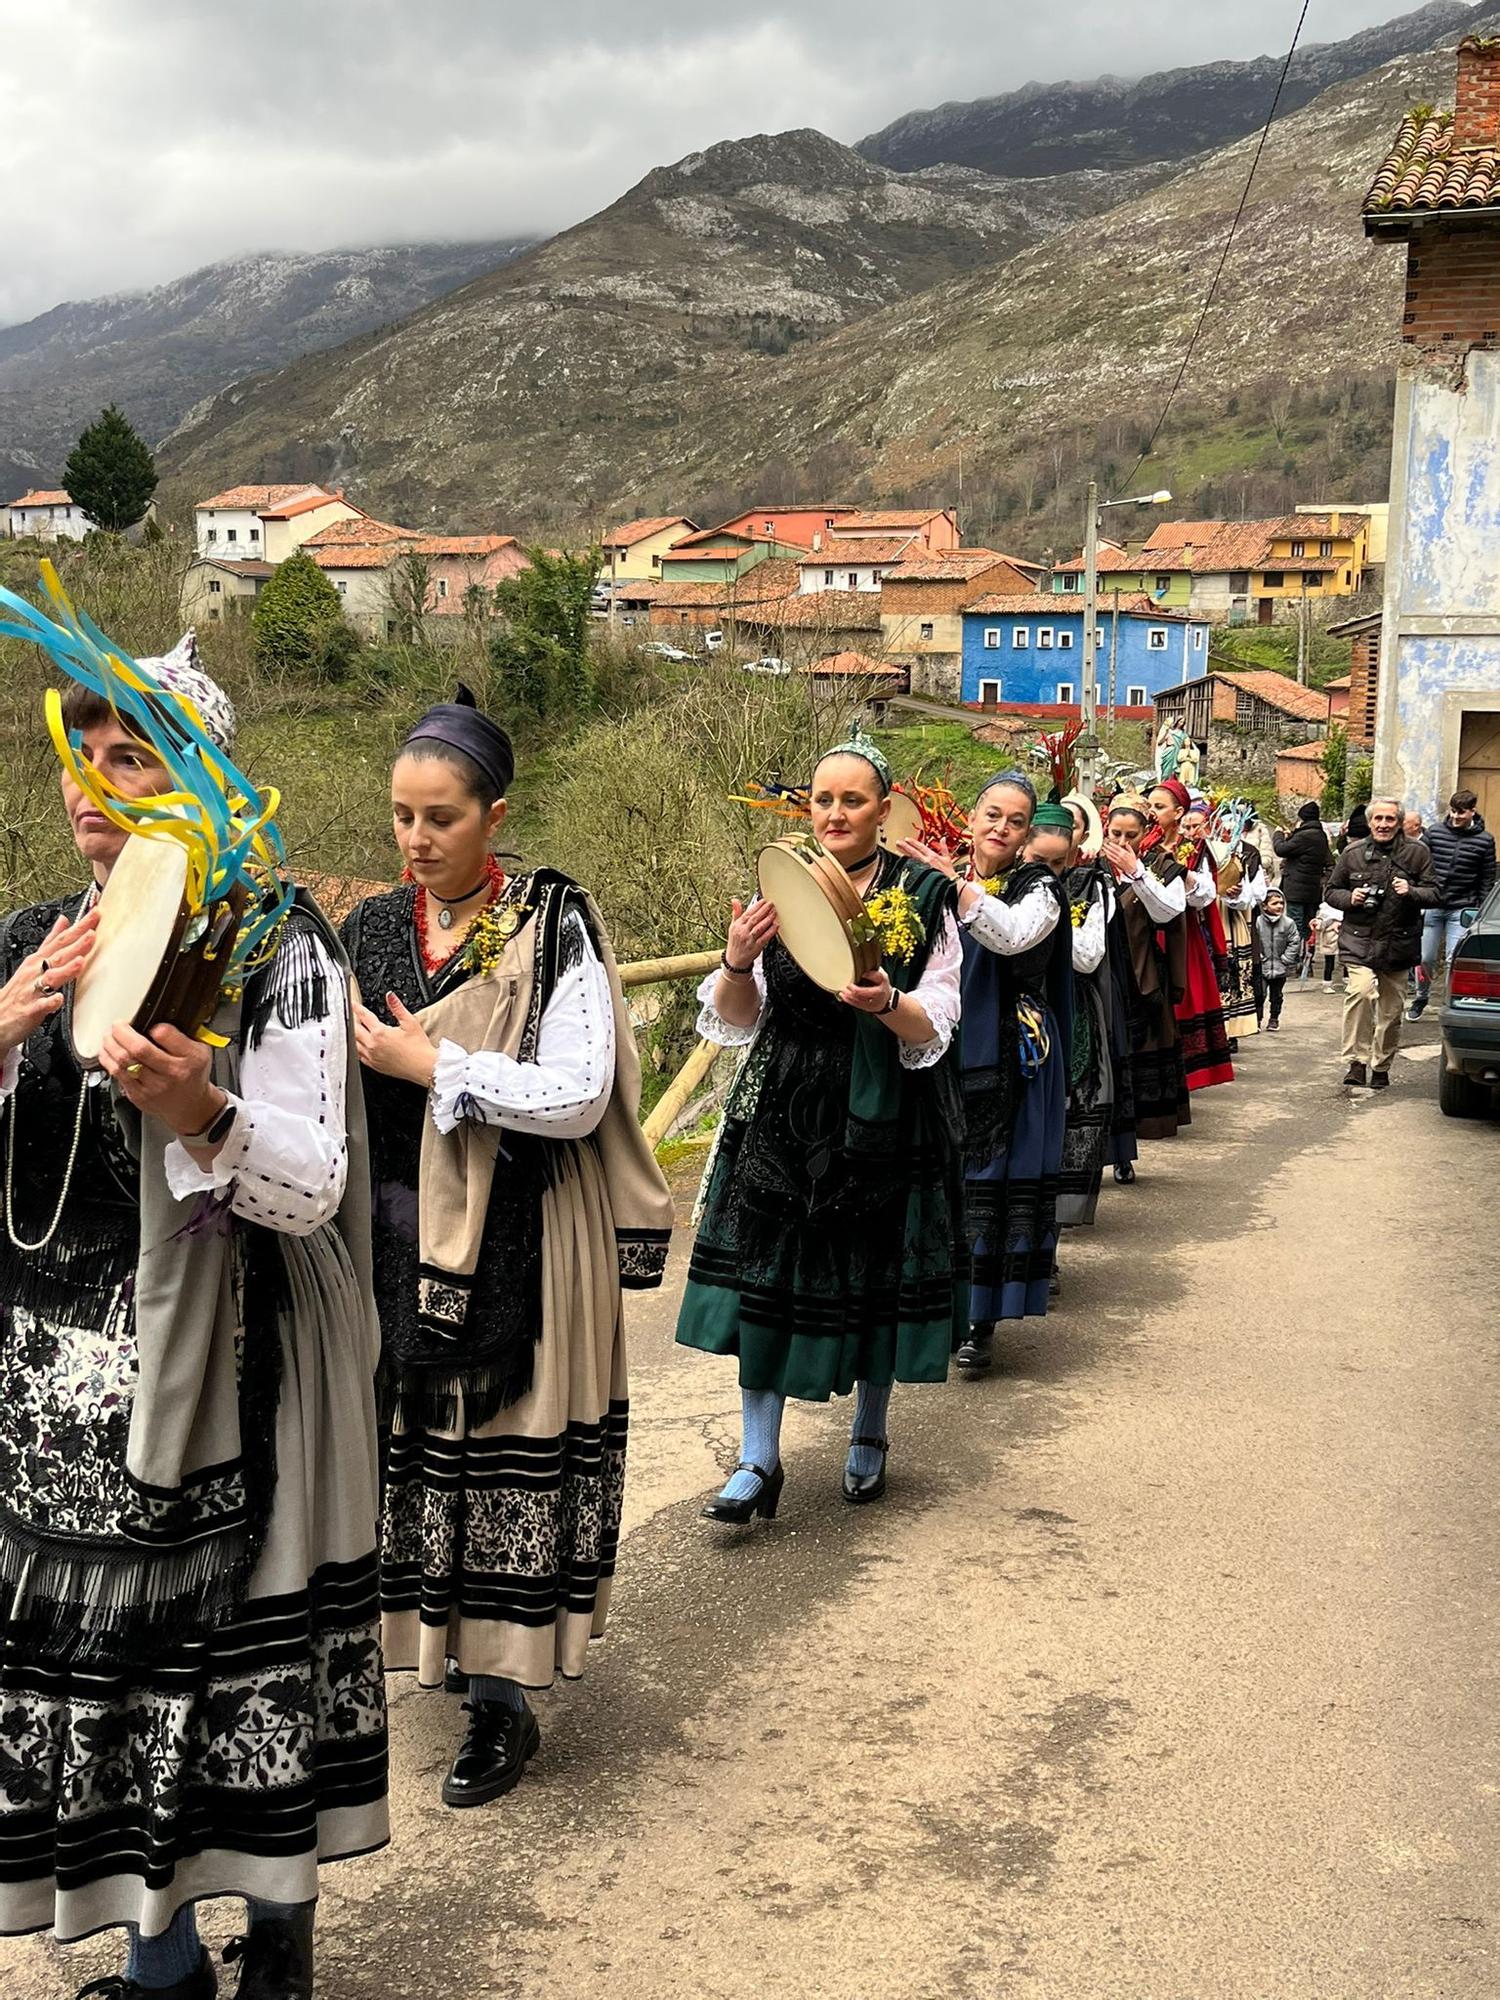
[1079,485,1173,792]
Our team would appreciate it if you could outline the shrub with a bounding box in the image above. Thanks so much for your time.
[252,551,360,680]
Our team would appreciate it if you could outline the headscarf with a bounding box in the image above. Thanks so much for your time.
[1031,802,1074,832]
[817,726,891,794]
[143,629,235,751]
[1152,776,1192,815]
[977,769,1037,809]
[403,682,514,800]
[1109,792,1151,823]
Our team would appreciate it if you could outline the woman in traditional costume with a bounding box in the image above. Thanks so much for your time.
[1056,804,1120,1228]
[1183,803,1263,1048]
[1099,795,1191,1144]
[1143,780,1234,1091]
[905,776,1071,1377]
[0,607,386,2000]
[343,691,671,1811]
[676,730,964,1518]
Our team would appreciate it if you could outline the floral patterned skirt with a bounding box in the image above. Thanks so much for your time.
[379,1143,628,1690]
[0,1297,388,1942]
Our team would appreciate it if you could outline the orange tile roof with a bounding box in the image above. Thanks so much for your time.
[773,591,883,631]
[10,488,72,507]
[1216,670,1331,722]
[1276,740,1328,764]
[305,515,416,549]
[663,526,760,553]
[408,534,521,557]
[1277,512,1366,536]
[259,490,350,520]
[830,508,950,533]
[886,548,1029,583]
[643,560,803,610]
[799,538,914,567]
[965,591,1185,619]
[602,515,695,548]
[1364,84,1500,224]
[193,556,275,578]
[1325,674,1353,689]
[800,650,903,678]
[198,483,329,511]
[1144,519,1225,550]
[308,543,395,571]
[1052,545,1159,575]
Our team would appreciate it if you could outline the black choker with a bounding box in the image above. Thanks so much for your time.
[429,873,492,931]
[841,850,880,874]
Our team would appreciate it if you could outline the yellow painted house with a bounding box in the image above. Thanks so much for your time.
[601,514,697,582]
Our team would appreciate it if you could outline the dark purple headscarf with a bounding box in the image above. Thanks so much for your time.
[402,683,514,800]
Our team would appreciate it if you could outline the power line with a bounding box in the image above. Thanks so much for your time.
[1112,0,1313,501]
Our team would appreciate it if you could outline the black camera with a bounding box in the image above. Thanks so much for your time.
[1361,882,1385,910]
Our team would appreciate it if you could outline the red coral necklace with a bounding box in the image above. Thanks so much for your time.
[411,854,505,975]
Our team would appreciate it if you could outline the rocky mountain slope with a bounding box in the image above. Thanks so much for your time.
[0,240,528,498]
[154,130,1159,528]
[857,0,1476,176]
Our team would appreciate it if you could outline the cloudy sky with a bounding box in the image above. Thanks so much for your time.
[0,0,1436,325]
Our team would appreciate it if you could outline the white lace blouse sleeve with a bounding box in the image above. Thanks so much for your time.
[1072,882,1111,975]
[1125,865,1186,922]
[960,879,1059,957]
[695,935,767,1047]
[900,909,962,1070]
[429,910,615,1141]
[163,928,349,1237]
[1185,863,1219,911]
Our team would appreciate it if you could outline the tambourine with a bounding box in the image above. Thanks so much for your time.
[878,791,923,854]
[66,833,249,1069]
[1213,842,1244,897]
[756,838,881,993]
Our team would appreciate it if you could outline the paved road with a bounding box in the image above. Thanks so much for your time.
[11,989,1499,1999]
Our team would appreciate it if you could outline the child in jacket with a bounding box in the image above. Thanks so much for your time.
[1313,901,1343,991]
[1256,889,1302,1030]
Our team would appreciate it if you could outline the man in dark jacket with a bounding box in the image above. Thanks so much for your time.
[1273,802,1333,953]
[1408,789,1497,1018]
[1325,797,1441,1088]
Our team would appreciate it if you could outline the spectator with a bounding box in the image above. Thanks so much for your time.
[1312,901,1343,991]
[1255,889,1302,1031]
[1273,802,1333,949]
[1325,796,1440,1088]
[1408,788,1497,1018]
[1337,804,1369,853]
[1403,809,1428,844]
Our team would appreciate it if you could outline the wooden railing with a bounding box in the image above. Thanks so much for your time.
[617,948,724,1150]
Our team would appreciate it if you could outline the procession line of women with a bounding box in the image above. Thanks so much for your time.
[0,618,1247,1999]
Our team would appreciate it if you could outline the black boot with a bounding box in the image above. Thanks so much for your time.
[441,1697,541,1808]
[223,1908,313,2000]
[1113,1161,1136,1185]
[955,1326,994,1375]
[77,1955,216,2000]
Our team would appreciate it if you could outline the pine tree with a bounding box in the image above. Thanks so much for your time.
[252,549,357,678]
[62,405,158,532]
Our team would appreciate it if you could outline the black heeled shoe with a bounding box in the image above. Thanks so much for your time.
[842,1436,888,1504]
[224,1907,313,1999]
[955,1328,994,1375]
[701,1460,784,1524]
[1113,1161,1136,1185]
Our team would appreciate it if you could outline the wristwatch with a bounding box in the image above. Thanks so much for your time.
[881,984,901,1015]
[183,1094,237,1147]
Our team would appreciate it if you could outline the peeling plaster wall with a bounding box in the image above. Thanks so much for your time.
[1377,347,1500,817]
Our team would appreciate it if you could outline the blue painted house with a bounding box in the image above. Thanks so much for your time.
[960,593,1210,715]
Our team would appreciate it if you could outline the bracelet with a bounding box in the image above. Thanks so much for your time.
[720,952,754,979]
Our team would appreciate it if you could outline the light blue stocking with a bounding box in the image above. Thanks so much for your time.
[847,1380,893,1479]
[718,1387,785,1502]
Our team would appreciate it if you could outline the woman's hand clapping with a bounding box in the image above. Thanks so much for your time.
[896,837,958,883]
[725,897,778,971]
[0,909,99,1058]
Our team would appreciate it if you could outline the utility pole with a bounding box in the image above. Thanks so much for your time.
[1296,576,1308,684]
[1079,480,1101,792]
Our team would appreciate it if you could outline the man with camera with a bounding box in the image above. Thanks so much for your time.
[1324,797,1440,1088]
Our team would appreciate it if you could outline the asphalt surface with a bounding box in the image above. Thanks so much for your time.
[9,985,1498,1999]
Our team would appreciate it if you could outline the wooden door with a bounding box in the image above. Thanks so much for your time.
[1457,711,1500,827]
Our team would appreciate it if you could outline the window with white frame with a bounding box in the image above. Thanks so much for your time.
[1126,684,1147,706]
[226,528,237,542]
[249,528,260,542]
[1155,574,1171,592]
[763,521,774,535]
[823,569,834,586]
[1037,627,1054,649]
[1290,539,1305,557]
[1147,627,1168,650]
[437,578,448,599]
[206,529,217,542]
[1057,629,1074,649]
[336,580,348,594]
[1319,538,1333,557]
[978,678,1002,704]
[1055,681,1075,704]
[1193,626,1205,649]
[208,579,222,595]
[919,622,934,640]
[847,572,859,590]
[983,627,1001,649]
[1058,573,1078,591]
[1012,626,1030,648]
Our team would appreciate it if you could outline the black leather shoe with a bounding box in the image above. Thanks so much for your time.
[701,1460,784,1524]
[1113,1161,1136,1185]
[1343,1062,1367,1087]
[442,1698,542,1809]
[842,1435,888,1504]
[1370,1068,1391,1090]
[224,1909,314,2000]
[78,1954,217,2000]
[444,1660,468,1696]
[956,1329,994,1375]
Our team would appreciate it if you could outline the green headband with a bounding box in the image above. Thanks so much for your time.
[1032,803,1075,832]
[817,726,891,794]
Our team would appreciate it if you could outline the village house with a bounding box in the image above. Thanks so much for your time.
[1273,740,1330,811]
[1325,673,1351,719]
[796,536,916,595]
[600,515,696,582]
[798,651,907,703]
[879,550,1043,700]
[961,596,1208,716]
[747,588,883,666]
[303,520,528,639]
[1152,669,1330,784]
[181,557,278,624]
[192,484,359,562]
[5,490,95,541]
[656,524,808,584]
[710,504,855,547]
[1050,513,1370,624]
[1363,35,1500,822]
[820,507,959,558]
[629,559,802,640]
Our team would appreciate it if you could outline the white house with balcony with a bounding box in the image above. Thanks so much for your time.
[797,536,914,595]
[193,484,359,562]
[6,490,95,540]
